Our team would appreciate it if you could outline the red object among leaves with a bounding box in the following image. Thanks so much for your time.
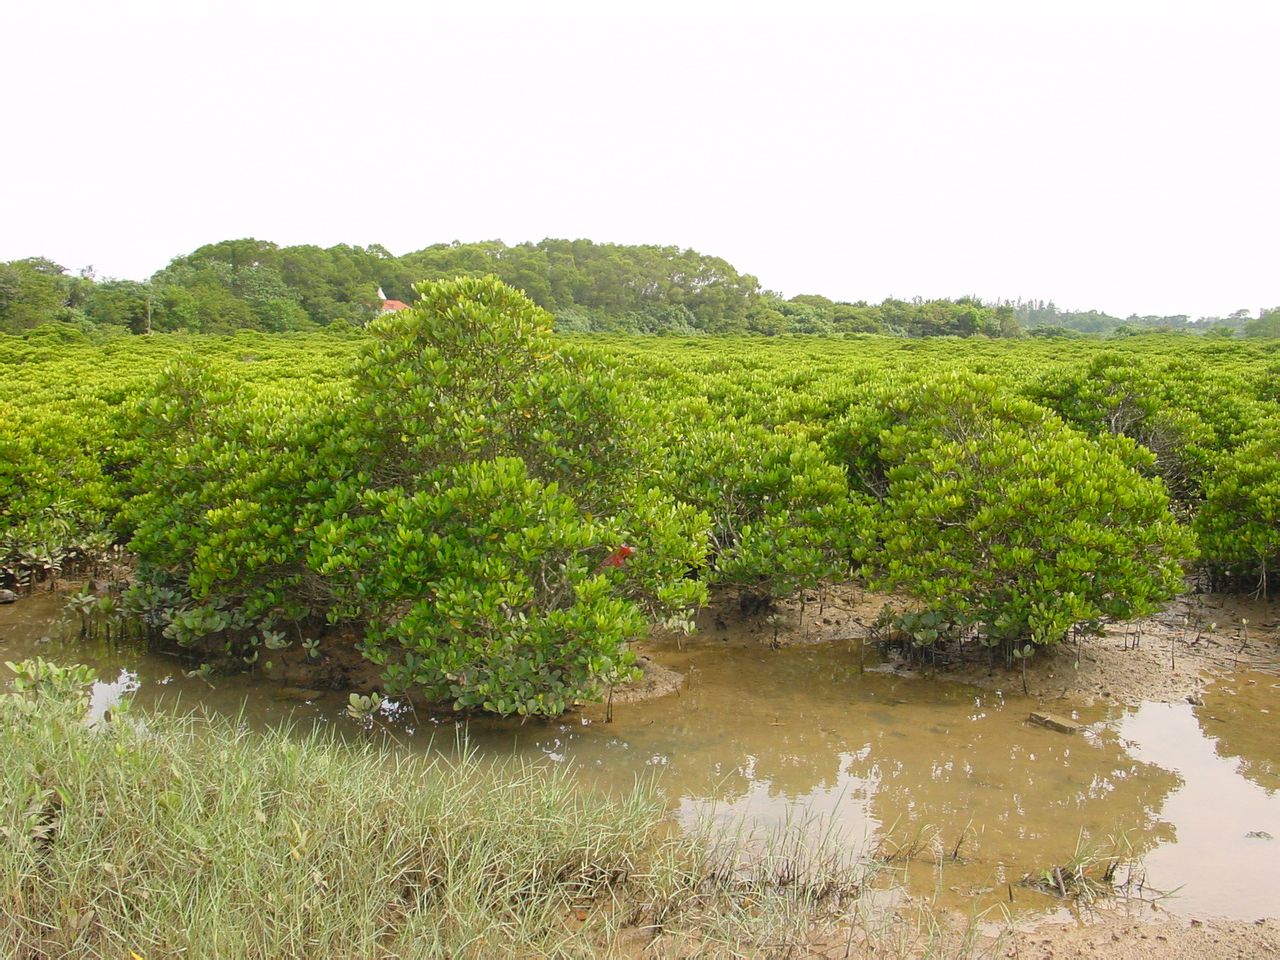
[601,544,636,568]
[381,299,411,312]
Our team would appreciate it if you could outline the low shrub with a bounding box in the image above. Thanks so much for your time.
[833,373,1195,656]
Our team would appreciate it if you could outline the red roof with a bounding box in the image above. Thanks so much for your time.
[381,299,410,312]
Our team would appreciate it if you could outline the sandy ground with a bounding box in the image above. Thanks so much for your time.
[955,592,1280,707]
[609,653,685,703]
[980,915,1280,960]
[717,911,1280,959]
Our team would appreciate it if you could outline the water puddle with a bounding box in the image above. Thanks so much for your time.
[2,592,1277,921]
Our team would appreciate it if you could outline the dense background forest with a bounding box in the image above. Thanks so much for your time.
[4,238,1276,339]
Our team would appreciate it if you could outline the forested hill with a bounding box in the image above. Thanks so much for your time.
[1,238,1274,337]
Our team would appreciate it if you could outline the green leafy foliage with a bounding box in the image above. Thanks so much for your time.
[1025,351,1265,506]
[309,277,707,713]
[0,258,92,332]
[119,277,705,715]
[6,320,1279,694]
[834,372,1195,652]
[4,658,97,704]
[0,399,119,588]
[0,331,359,594]
[1195,419,1280,593]
[0,240,1084,338]
[661,404,853,602]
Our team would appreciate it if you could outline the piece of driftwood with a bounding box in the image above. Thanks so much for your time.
[1028,711,1079,734]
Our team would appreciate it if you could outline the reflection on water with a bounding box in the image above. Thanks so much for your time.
[458,641,1183,917]
[1195,674,1280,795]
[85,668,140,728]
[2,594,1277,920]
[1117,678,1280,918]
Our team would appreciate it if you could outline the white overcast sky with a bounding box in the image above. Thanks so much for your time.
[2,1,1276,318]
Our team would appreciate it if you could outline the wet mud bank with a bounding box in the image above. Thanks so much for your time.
[658,584,1280,708]
[955,592,1280,708]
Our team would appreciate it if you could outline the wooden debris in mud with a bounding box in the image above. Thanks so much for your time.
[1028,711,1079,734]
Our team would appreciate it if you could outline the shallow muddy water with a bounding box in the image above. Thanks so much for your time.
[3,592,1278,922]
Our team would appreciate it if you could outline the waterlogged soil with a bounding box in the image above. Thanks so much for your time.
[3,587,1279,945]
[711,584,1280,707]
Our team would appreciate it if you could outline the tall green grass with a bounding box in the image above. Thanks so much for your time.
[0,661,876,959]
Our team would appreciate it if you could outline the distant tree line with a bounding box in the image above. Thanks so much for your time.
[1,239,1276,338]
[1006,298,1275,338]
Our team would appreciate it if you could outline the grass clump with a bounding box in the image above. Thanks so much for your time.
[0,660,876,959]
[1019,830,1173,907]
